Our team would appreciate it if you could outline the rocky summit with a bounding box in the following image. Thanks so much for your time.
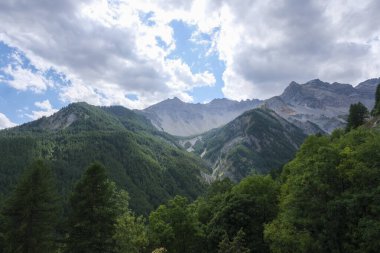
[140,97,262,136]
[141,78,378,137]
[264,78,378,133]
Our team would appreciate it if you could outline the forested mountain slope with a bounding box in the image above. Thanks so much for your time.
[191,108,307,181]
[0,102,209,214]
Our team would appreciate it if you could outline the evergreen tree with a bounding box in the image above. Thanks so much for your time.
[346,102,369,131]
[218,229,250,253]
[66,163,118,253]
[1,160,59,253]
[371,83,380,116]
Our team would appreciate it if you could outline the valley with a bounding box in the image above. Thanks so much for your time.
[0,79,379,253]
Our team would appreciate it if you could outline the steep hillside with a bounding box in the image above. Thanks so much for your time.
[140,97,262,136]
[191,108,306,181]
[265,78,379,133]
[364,115,380,130]
[0,102,210,214]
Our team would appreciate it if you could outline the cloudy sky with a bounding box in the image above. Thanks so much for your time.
[0,0,379,128]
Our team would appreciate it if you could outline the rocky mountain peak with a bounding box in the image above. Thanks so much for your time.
[140,77,378,136]
[171,96,183,102]
[356,78,380,89]
[280,81,303,101]
[17,102,127,132]
[209,98,232,104]
[355,78,380,98]
[305,78,328,86]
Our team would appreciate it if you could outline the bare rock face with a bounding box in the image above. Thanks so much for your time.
[264,78,379,133]
[141,97,263,136]
[140,78,379,136]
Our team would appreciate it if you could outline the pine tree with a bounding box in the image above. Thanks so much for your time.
[66,163,118,253]
[1,160,59,253]
[346,102,369,131]
[371,83,380,116]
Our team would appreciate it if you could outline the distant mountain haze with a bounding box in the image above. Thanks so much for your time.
[264,78,378,133]
[140,78,379,136]
[140,97,262,136]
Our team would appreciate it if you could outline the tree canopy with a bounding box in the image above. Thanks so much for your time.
[1,160,59,253]
[371,83,380,116]
[66,163,119,253]
[346,102,369,131]
[264,129,380,253]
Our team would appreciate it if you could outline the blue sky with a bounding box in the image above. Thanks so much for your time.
[0,42,67,124]
[0,0,379,128]
[0,20,224,125]
[168,20,225,102]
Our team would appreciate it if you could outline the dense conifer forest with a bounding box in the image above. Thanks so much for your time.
[0,126,379,252]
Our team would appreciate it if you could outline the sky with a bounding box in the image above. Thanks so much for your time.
[0,0,379,128]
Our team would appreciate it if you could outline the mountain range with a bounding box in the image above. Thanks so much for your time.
[140,78,379,136]
[141,97,262,136]
[0,78,378,213]
[264,78,378,133]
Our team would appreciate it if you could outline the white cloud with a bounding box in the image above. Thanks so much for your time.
[0,0,378,105]
[0,112,16,129]
[26,100,58,120]
[0,65,51,93]
[208,0,380,99]
[0,0,216,109]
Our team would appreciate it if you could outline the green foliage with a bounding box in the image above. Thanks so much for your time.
[218,229,250,253]
[114,213,148,253]
[371,83,380,116]
[196,108,306,180]
[1,101,379,252]
[66,163,118,253]
[147,175,279,253]
[1,160,59,253]
[206,175,279,253]
[0,103,208,214]
[346,102,369,131]
[264,129,380,253]
[113,190,148,253]
[148,196,205,253]
[194,179,234,227]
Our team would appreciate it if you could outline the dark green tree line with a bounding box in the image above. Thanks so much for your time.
[346,102,369,131]
[264,129,380,253]
[65,163,119,253]
[371,83,380,116]
[1,160,59,253]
